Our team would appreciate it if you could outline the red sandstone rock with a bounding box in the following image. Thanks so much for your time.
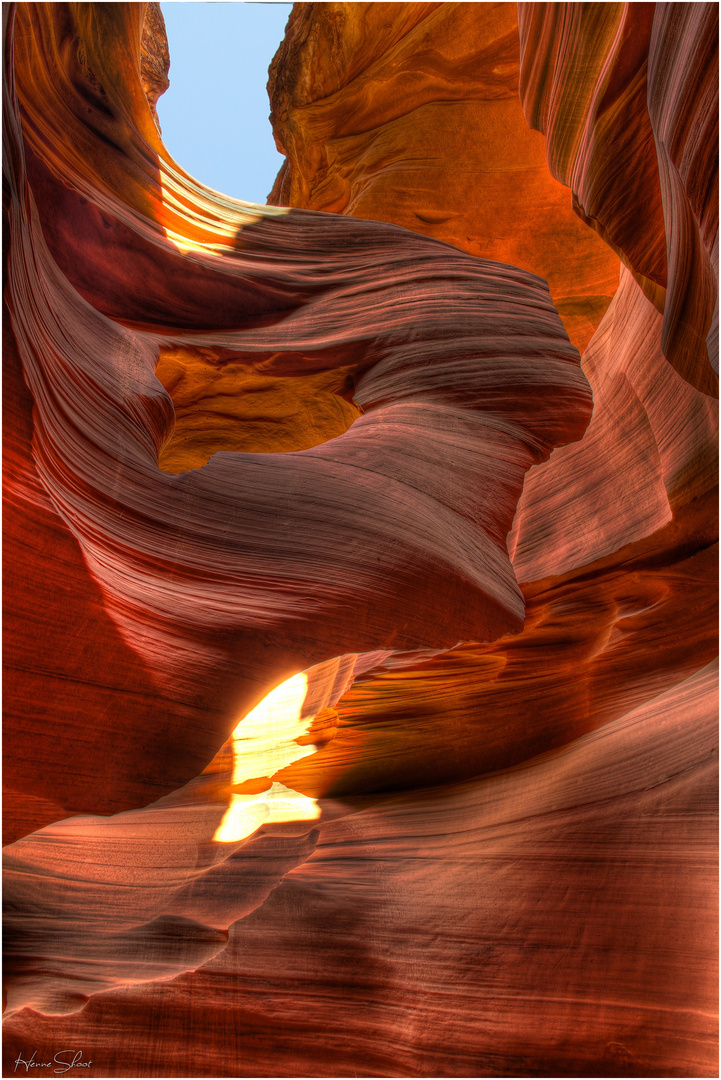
[518,0,718,396]
[4,2,592,824]
[3,663,717,1074]
[2,2,717,1077]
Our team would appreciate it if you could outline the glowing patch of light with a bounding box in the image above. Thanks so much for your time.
[158,162,289,257]
[214,671,321,843]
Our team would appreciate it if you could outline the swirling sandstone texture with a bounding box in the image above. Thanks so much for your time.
[2,2,718,1078]
[268,1,621,357]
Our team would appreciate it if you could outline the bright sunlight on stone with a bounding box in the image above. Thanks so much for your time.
[214,671,320,843]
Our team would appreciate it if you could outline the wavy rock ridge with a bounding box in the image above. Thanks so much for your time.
[2,3,718,1077]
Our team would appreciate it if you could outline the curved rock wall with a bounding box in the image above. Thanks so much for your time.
[2,2,718,1077]
[518,0,718,396]
[268,1,622,356]
[4,0,591,825]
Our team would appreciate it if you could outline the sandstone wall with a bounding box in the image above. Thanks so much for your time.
[2,3,717,1075]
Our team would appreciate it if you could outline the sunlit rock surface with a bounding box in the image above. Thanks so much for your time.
[2,2,717,1077]
[268,1,621,356]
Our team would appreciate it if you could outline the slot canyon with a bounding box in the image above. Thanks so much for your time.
[2,2,718,1076]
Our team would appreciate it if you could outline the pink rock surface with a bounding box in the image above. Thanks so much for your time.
[3,662,716,1074]
[518,1,718,396]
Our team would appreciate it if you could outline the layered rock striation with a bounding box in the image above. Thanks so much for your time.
[5,0,591,827]
[268,1,622,357]
[3,2,718,1077]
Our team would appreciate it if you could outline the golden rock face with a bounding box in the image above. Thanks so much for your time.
[156,348,362,470]
[268,1,622,355]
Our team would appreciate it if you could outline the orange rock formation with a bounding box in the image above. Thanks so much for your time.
[268,1,622,355]
[3,3,717,1077]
